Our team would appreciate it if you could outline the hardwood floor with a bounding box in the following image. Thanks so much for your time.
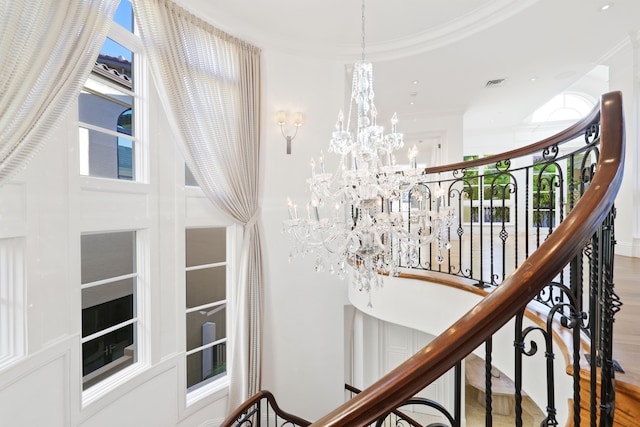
[611,255,640,382]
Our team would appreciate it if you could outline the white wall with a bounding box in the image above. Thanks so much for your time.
[259,48,349,421]
[402,111,465,166]
[606,38,640,256]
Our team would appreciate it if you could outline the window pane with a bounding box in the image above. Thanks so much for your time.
[82,286,135,337]
[117,136,134,180]
[185,165,199,187]
[81,232,135,284]
[97,38,133,89]
[82,324,136,389]
[463,206,479,223]
[186,306,226,352]
[483,206,510,223]
[113,0,134,32]
[186,267,225,309]
[186,228,226,267]
[79,127,135,180]
[186,342,227,390]
[79,88,133,132]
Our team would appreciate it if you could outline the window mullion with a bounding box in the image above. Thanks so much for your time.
[80,272,137,290]
[185,261,226,272]
[185,300,226,315]
[186,337,227,357]
[81,317,137,344]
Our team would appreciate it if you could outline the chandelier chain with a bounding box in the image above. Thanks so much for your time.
[361,0,366,61]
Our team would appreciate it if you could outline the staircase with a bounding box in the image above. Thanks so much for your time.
[223,92,633,426]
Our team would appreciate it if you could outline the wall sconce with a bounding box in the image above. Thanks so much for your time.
[277,111,303,154]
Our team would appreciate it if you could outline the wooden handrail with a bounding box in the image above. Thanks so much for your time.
[311,91,625,426]
[424,101,600,174]
[221,390,311,426]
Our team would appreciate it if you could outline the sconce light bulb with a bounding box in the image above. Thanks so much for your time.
[276,110,287,125]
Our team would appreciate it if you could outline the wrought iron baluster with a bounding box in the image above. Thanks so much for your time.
[484,338,493,427]
[454,361,462,426]
[598,207,619,427]
[513,311,525,427]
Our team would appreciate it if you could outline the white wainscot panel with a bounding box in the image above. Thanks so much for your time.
[185,194,219,223]
[0,181,26,237]
[79,189,150,230]
[80,366,179,427]
[0,353,69,426]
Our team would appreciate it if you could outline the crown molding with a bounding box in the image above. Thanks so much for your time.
[249,0,540,61]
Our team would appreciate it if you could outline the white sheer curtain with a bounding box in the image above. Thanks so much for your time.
[0,0,118,186]
[133,0,263,410]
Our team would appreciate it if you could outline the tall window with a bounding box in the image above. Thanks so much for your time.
[77,3,145,393]
[185,228,228,395]
[81,231,139,390]
[78,0,142,181]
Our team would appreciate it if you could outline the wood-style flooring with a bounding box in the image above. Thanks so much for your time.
[611,255,640,382]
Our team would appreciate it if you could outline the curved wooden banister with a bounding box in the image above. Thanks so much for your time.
[311,92,625,426]
[221,390,311,426]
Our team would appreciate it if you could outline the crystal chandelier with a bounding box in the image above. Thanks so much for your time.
[283,0,455,302]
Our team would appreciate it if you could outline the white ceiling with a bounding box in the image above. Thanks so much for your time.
[180,0,640,130]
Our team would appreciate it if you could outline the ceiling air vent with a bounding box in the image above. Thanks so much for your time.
[485,78,506,88]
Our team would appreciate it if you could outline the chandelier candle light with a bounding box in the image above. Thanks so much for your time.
[283,0,455,304]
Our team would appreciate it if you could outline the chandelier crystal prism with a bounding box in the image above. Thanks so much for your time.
[283,0,455,301]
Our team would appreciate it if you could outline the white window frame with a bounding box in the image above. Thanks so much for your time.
[78,2,151,406]
[81,228,150,406]
[78,11,148,187]
[184,225,232,406]
[0,237,26,370]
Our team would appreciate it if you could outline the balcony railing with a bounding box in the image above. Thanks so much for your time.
[224,91,626,427]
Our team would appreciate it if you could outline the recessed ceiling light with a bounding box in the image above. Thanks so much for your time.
[530,77,538,82]
[409,101,415,105]
[600,4,611,11]
[412,80,419,85]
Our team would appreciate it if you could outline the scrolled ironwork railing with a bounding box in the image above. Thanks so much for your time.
[221,390,311,427]
[345,383,459,427]
[310,91,625,426]
[223,92,626,427]
[398,110,604,295]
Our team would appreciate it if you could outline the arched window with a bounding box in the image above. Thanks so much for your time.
[531,92,595,123]
[117,108,132,136]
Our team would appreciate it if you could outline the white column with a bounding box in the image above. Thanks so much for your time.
[631,31,640,255]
